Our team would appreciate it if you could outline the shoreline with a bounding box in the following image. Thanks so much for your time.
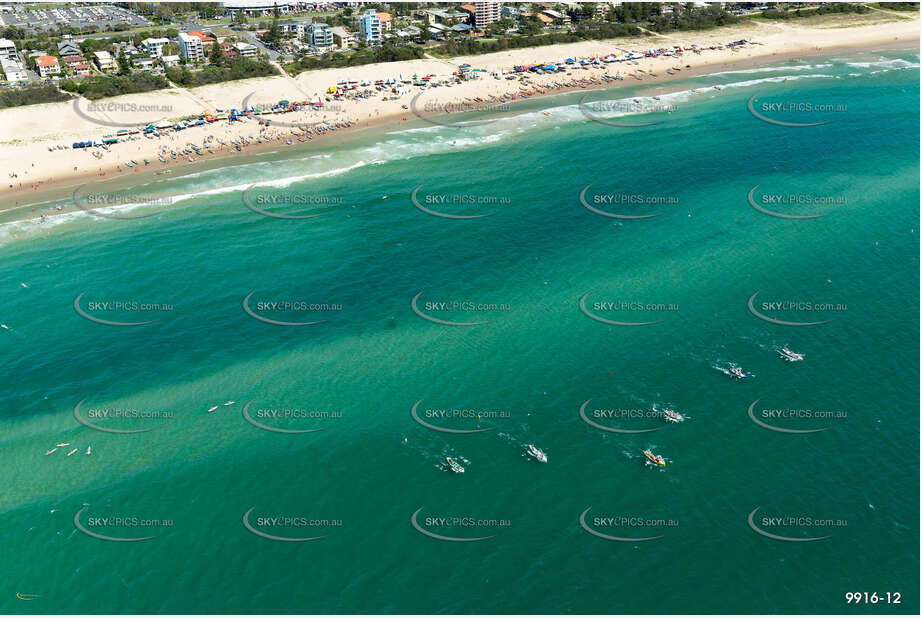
[0,17,917,221]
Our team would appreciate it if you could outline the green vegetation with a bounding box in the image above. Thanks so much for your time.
[261,5,283,47]
[117,50,131,74]
[875,2,920,10]
[283,45,424,76]
[0,84,72,109]
[385,3,417,18]
[648,5,739,31]
[76,29,179,55]
[78,38,119,55]
[121,2,221,24]
[2,22,108,38]
[0,26,82,56]
[485,18,515,36]
[757,3,871,19]
[58,72,169,100]
[430,4,736,56]
[606,2,665,23]
[165,57,278,87]
[133,29,181,45]
[209,40,223,65]
[431,23,641,57]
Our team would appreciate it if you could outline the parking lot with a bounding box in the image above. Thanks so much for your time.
[0,4,150,33]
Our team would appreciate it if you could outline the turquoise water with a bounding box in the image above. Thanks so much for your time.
[1,49,918,614]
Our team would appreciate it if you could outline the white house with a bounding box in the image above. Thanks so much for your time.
[279,22,305,39]
[0,38,16,62]
[178,32,204,62]
[34,55,60,77]
[1,57,27,82]
[131,56,154,70]
[232,41,258,57]
[93,50,116,72]
[142,37,170,58]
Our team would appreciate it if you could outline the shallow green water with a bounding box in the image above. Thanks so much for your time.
[1,49,918,614]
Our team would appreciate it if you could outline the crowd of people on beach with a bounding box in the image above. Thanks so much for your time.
[2,36,762,222]
[97,117,358,176]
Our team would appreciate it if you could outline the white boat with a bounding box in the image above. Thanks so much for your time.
[66,448,77,456]
[55,443,70,447]
[223,400,235,406]
[45,448,57,455]
[662,408,685,423]
[728,364,749,379]
[445,456,465,474]
[526,444,548,463]
[86,446,92,455]
[207,405,218,412]
[778,347,804,362]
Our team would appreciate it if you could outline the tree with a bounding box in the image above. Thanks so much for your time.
[263,6,281,45]
[195,2,217,19]
[209,40,223,64]
[518,15,544,36]
[486,18,512,36]
[117,50,131,74]
[268,23,282,45]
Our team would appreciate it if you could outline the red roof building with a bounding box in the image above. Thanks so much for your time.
[188,31,216,43]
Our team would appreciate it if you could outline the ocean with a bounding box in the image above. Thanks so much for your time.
[1,48,918,614]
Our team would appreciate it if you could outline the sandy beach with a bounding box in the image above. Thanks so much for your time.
[0,14,917,215]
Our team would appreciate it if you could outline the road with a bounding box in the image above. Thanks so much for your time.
[236,29,282,60]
